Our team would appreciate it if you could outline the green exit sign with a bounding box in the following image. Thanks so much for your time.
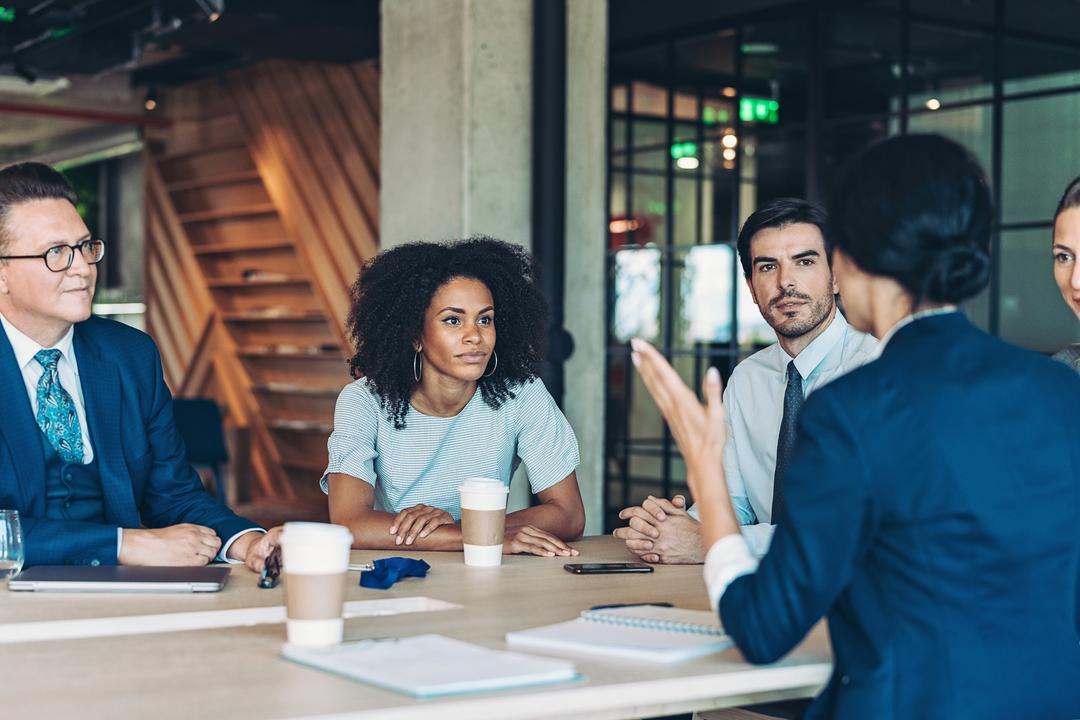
[0,6,16,22]
[702,106,731,125]
[670,141,698,159]
[740,97,779,124]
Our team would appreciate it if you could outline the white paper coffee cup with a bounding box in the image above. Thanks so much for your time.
[281,522,353,646]
[458,478,509,567]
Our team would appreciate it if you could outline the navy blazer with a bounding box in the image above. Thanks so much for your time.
[0,316,259,566]
[721,313,1080,720]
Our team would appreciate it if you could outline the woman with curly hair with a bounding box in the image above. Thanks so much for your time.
[320,237,586,557]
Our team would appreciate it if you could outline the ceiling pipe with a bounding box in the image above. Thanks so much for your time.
[0,99,171,126]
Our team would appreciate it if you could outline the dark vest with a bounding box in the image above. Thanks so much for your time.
[39,430,106,523]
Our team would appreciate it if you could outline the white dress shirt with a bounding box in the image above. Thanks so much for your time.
[0,311,259,563]
[702,309,949,610]
[691,311,878,557]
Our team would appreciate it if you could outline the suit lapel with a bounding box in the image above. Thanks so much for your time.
[0,328,46,509]
[74,325,137,524]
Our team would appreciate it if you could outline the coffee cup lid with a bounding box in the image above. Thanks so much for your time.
[282,521,353,543]
[458,477,508,495]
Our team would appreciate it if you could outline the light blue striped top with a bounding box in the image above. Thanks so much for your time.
[321,378,580,520]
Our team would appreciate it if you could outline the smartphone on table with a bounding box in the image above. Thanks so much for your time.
[563,562,654,574]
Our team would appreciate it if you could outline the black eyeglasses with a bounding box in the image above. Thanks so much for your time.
[0,239,106,273]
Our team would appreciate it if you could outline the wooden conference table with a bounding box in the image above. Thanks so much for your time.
[0,537,831,720]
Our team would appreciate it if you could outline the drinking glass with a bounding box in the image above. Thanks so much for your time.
[0,509,25,579]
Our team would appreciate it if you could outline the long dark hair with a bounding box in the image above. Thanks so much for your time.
[1054,176,1080,223]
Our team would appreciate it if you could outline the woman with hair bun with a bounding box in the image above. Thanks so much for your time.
[629,135,1080,719]
[1051,175,1080,372]
[322,237,585,557]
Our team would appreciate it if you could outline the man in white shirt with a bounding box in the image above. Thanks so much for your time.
[614,198,877,562]
[0,161,277,570]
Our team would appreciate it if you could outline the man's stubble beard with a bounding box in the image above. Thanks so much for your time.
[767,290,835,339]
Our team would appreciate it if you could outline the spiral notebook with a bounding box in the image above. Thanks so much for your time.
[505,605,730,664]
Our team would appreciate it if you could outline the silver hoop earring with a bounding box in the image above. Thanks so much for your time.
[413,350,422,382]
[483,350,498,378]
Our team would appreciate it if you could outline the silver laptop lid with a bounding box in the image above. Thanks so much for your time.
[7,566,231,593]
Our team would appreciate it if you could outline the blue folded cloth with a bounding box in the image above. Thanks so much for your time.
[360,557,431,589]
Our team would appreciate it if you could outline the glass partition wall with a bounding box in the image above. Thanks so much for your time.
[603,0,1080,530]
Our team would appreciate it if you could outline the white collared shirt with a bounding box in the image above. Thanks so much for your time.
[0,311,94,463]
[690,311,879,557]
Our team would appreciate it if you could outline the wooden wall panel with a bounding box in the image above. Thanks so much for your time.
[228,60,380,338]
[144,59,379,516]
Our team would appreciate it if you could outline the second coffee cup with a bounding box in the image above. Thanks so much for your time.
[281,522,354,646]
[458,478,509,566]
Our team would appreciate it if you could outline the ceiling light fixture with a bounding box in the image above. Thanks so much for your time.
[925,98,941,111]
[609,218,643,234]
[194,0,224,23]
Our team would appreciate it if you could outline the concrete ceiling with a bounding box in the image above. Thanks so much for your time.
[0,0,378,161]
[0,71,145,161]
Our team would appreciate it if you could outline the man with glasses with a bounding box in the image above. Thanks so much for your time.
[0,162,276,571]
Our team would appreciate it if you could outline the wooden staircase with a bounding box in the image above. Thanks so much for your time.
[144,61,379,523]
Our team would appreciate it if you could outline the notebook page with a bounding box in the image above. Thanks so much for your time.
[283,634,578,698]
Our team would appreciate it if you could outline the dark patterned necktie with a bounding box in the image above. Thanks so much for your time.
[34,349,85,464]
[771,360,803,524]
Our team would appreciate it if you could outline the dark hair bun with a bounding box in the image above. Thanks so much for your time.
[828,134,993,305]
[922,245,990,304]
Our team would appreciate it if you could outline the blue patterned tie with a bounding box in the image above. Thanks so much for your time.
[34,349,85,464]
[771,360,804,524]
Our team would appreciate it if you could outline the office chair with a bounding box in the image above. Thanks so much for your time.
[172,398,231,506]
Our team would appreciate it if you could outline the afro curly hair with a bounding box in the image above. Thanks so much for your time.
[346,237,550,429]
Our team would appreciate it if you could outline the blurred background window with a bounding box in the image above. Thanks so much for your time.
[604,0,1080,528]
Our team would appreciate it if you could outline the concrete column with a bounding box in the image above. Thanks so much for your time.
[381,0,532,247]
[380,0,608,527]
[382,0,533,512]
[563,0,607,534]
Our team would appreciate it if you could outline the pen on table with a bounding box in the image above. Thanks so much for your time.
[262,554,372,588]
[589,602,673,611]
[258,546,282,589]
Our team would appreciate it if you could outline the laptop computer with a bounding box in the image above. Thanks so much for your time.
[7,566,231,593]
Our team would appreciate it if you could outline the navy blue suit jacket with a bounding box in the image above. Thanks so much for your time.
[721,313,1080,720]
[0,316,259,566]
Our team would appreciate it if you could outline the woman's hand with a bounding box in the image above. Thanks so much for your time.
[504,524,580,557]
[389,504,456,545]
[630,338,727,502]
